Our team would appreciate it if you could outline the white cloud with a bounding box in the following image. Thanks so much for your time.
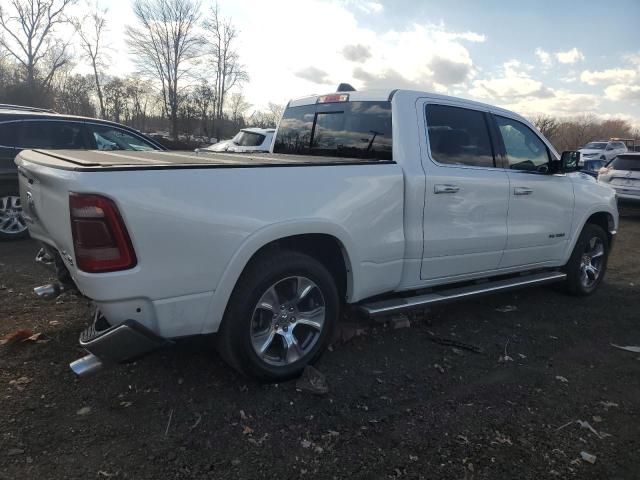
[295,66,332,84]
[211,0,486,107]
[581,68,638,85]
[502,90,601,117]
[350,0,384,14]
[555,47,585,64]
[535,48,552,66]
[604,84,640,102]
[469,60,551,100]
[342,44,372,63]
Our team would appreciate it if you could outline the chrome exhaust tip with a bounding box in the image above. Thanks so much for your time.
[69,354,103,377]
[33,283,63,299]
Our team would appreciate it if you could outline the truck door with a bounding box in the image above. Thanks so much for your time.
[491,114,573,267]
[419,102,509,281]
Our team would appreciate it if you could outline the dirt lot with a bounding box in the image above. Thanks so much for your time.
[1,208,639,480]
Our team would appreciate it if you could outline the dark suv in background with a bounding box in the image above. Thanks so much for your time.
[0,104,165,240]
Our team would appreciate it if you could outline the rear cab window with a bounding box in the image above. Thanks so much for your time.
[610,156,640,171]
[425,104,495,168]
[273,100,392,161]
[233,131,266,147]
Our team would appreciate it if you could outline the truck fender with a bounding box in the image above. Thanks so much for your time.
[201,219,358,334]
[563,205,617,263]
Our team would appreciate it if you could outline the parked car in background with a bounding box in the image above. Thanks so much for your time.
[201,128,275,153]
[16,87,618,381]
[598,153,640,202]
[578,140,627,164]
[0,104,166,240]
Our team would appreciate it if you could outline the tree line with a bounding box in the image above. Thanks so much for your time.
[0,0,282,142]
[532,114,639,153]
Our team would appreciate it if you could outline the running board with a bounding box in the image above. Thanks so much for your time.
[357,271,566,317]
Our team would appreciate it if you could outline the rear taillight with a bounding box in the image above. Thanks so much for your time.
[69,193,137,273]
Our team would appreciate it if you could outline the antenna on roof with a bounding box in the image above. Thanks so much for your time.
[336,83,356,92]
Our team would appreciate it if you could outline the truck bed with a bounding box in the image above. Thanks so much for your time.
[19,149,394,171]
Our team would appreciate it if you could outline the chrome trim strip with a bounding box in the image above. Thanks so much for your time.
[358,271,567,317]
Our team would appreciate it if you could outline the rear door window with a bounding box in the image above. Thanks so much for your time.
[610,156,640,171]
[233,131,265,147]
[495,115,550,172]
[425,104,495,167]
[88,124,157,151]
[273,101,392,161]
[15,121,89,149]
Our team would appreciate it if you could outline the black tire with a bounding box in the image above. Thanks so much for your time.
[0,184,29,241]
[216,249,339,381]
[563,223,609,296]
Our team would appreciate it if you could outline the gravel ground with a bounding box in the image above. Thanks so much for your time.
[1,206,639,480]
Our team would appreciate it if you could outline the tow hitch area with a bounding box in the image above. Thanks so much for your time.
[70,312,169,377]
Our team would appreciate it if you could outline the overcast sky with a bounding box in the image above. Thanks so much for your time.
[71,0,640,126]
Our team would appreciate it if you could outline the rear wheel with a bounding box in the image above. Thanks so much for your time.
[216,249,339,381]
[0,186,29,241]
[564,223,609,295]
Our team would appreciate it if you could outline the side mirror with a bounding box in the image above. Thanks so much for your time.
[559,151,581,173]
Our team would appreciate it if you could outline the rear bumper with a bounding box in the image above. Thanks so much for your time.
[70,311,168,377]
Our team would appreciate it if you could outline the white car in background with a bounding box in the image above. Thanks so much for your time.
[201,128,275,153]
[579,140,627,164]
[598,153,640,202]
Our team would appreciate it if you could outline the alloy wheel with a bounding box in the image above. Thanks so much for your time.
[579,236,605,288]
[249,276,326,366]
[0,195,27,235]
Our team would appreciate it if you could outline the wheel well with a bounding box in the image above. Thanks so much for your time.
[250,234,351,301]
[586,212,614,243]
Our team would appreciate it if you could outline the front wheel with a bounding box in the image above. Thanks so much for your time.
[563,224,609,295]
[0,187,29,241]
[216,249,339,381]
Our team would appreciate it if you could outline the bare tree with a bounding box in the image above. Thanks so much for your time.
[203,4,248,126]
[72,2,109,118]
[226,91,250,124]
[126,0,203,139]
[532,114,559,142]
[192,81,215,136]
[0,0,76,98]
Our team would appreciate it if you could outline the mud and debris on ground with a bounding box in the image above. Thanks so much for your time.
[1,205,639,479]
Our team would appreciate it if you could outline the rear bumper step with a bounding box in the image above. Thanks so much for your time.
[70,314,168,377]
[357,271,567,317]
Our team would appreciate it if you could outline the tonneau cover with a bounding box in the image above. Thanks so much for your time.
[18,149,393,171]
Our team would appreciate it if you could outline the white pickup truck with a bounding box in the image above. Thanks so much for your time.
[16,88,618,381]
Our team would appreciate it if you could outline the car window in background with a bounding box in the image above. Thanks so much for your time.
[610,156,640,171]
[232,131,266,147]
[425,104,494,167]
[583,142,607,150]
[274,101,392,161]
[90,125,156,151]
[495,116,550,172]
[15,121,88,149]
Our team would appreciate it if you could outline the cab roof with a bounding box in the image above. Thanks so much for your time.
[287,88,528,122]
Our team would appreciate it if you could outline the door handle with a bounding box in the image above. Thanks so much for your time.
[513,187,533,196]
[434,184,460,194]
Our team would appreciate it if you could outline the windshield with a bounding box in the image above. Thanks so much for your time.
[273,101,392,161]
[583,142,607,150]
[232,131,266,147]
[610,155,640,171]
